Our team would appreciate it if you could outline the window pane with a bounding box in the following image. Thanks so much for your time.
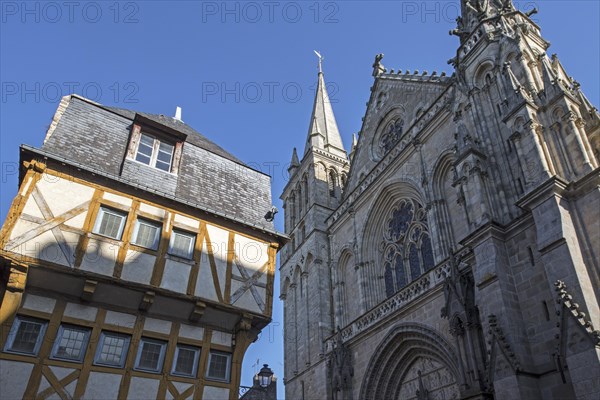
[169,231,195,259]
[174,347,197,376]
[137,340,165,372]
[157,142,173,162]
[409,243,421,282]
[11,320,43,353]
[96,333,129,367]
[155,142,173,172]
[134,220,161,249]
[135,134,154,165]
[155,160,171,172]
[207,353,230,380]
[96,208,126,239]
[53,326,89,361]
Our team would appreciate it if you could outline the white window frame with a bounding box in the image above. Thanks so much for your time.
[131,218,162,250]
[93,331,131,368]
[134,337,167,373]
[170,344,201,378]
[135,133,175,173]
[205,351,232,382]
[50,324,91,363]
[168,229,196,260]
[3,315,48,356]
[93,206,128,240]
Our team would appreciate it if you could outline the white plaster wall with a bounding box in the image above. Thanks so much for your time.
[83,372,121,399]
[120,250,155,285]
[231,286,263,314]
[144,317,172,335]
[0,360,34,399]
[205,225,229,287]
[63,381,77,398]
[161,258,191,293]
[64,212,87,230]
[64,302,98,321]
[195,248,219,301]
[211,331,232,347]
[103,191,132,207]
[105,310,136,329]
[174,213,200,229]
[203,385,229,400]
[127,377,160,399]
[38,376,52,393]
[234,234,269,275]
[80,238,117,276]
[7,219,37,242]
[34,230,70,266]
[22,195,43,218]
[37,174,95,217]
[179,324,204,341]
[139,202,165,218]
[22,294,56,314]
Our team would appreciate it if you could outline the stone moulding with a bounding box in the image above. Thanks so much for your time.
[555,280,600,345]
[325,260,452,350]
[330,89,454,226]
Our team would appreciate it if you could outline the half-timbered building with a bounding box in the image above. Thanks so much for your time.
[0,95,285,399]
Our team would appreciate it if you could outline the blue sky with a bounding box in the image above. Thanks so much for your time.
[1,1,598,396]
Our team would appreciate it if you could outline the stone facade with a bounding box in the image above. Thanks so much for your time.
[280,2,600,399]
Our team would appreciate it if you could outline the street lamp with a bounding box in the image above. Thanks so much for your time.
[258,364,274,388]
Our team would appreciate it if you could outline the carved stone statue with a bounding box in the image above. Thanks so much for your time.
[331,329,354,400]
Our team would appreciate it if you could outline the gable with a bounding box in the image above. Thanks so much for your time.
[344,75,450,196]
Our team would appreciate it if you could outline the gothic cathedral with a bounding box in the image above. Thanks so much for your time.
[280,1,600,399]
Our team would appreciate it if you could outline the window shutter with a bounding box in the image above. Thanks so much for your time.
[127,124,142,159]
[171,142,184,175]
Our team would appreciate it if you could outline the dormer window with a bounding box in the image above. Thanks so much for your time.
[135,133,175,172]
[125,116,186,176]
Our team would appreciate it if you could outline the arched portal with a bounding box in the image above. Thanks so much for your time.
[359,323,461,400]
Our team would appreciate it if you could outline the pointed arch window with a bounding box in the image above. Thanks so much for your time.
[302,175,309,206]
[298,184,303,215]
[289,192,296,227]
[382,199,435,297]
[328,170,337,198]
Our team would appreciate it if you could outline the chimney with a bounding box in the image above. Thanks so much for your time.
[174,106,183,122]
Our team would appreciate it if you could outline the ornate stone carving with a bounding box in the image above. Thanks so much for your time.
[359,323,461,400]
[554,280,600,346]
[325,261,451,349]
[485,314,521,384]
[381,198,435,297]
[330,329,354,400]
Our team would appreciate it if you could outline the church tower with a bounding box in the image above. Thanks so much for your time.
[281,1,599,400]
[279,58,349,399]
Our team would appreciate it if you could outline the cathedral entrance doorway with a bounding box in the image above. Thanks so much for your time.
[359,323,462,400]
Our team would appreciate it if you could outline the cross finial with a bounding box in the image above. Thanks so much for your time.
[314,50,323,73]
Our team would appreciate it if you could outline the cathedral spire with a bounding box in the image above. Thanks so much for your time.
[349,133,358,161]
[459,0,515,33]
[503,61,531,101]
[304,54,347,159]
[288,147,300,176]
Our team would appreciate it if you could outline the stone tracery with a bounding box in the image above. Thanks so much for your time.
[379,118,405,154]
[381,199,435,297]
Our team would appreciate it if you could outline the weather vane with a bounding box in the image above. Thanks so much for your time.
[314,50,323,73]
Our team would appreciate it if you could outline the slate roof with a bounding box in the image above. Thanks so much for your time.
[102,105,244,164]
[39,95,279,233]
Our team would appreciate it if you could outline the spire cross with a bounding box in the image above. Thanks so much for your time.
[314,50,323,73]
